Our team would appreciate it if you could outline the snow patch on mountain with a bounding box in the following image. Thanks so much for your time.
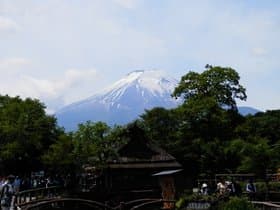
[56,70,181,130]
[59,70,178,111]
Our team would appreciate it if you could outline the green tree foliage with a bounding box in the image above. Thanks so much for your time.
[169,66,246,177]
[236,138,275,178]
[41,133,75,174]
[138,66,249,180]
[176,98,243,142]
[173,65,247,110]
[237,110,280,144]
[140,65,280,180]
[0,95,60,174]
[234,110,280,177]
[140,107,179,149]
[72,121,124,170]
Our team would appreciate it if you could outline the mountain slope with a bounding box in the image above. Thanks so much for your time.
[238,106,261,116]
[56,70,181,130]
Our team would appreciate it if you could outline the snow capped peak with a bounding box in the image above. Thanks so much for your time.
[61,70,179,107]
[123,69,166,84]
[126,69,168,79]
[97,70,177,101]
[126,70,145,76]
[121,70,144,83]
[56,70,181,130]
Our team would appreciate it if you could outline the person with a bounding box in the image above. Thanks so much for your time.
[0,177,7,192]
[231,180,242,196]
[45,176,53,188]
[225,180,232,193]
[246,179,256,200]
[0,175,15,210]
[217,179,226,195]
[13,176,21,193]
[200,183,209,195]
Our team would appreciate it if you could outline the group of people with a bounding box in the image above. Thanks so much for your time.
[199,179,256,198]
[0,174,71,210]
[216,180,243,196]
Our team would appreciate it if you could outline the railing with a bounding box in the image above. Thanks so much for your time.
[129,199,175,210]
[22,198,111,210]
[252,201,280,210]
[116,198,160,210]
[14,186,63,209]
[13,187,174,210]
[15,197,169,210]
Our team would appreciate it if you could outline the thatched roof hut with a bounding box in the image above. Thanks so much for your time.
[104,123,181,193]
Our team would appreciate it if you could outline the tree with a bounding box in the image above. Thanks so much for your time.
[140,107,179,149]
[42,133,75,174]
[0,95,60,174]
[236,137,275,178]
[72,121,121,170]
[172,65,247,111]
[233,110,280,176]
[167,66,247,178]
[237,110,280,145]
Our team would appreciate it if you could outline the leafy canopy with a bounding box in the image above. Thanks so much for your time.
[72,121,125,169]
[172,65,247,110]
[0,95,60,174]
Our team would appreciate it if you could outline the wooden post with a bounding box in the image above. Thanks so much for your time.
[159,176,175,209]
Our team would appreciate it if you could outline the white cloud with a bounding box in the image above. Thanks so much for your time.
[0,1,279,111]
[0,16,19,31]
[0,58,30,72]
[59,69,98,89]
[23,68,98,99]
[112,0,139,9]
[0,68,100,111]
[252,47,268,56]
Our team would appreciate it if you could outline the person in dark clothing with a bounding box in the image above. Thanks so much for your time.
[1,175,15,210]
[246,179,256,200]
[232,180,242,196]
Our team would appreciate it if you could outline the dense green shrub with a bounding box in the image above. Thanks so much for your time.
[268,182,280,192]
[215,197,256,210]
[255,182,268,193]
[176,192,228,209]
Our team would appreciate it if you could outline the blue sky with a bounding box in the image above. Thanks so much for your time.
[0,0,279,112]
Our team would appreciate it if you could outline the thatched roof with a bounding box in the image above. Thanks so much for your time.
[108,123,181,169]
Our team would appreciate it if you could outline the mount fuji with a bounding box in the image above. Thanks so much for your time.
[55,70,261,131]
[56,70,181,131]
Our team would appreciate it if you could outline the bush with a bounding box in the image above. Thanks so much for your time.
[215,197,256,210]
[268,182,280,192]
[176,192,229,209]
[253,182,268,193]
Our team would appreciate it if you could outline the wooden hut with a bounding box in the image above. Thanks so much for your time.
[103,124,182,195]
